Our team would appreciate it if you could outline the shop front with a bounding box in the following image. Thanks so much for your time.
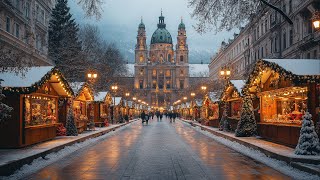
[0,67,73,148]
[111,97,123,123]
[220,80,246,131]
[245,59,320,147]
[70,82,94,133]
[93,91,112,127]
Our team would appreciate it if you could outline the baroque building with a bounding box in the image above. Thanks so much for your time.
[209,0,320,81]
[0,0,55,66]
[134,13,189,107]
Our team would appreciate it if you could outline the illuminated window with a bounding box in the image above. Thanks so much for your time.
[152,80,157,89]
[180,70,184,76]
[166,80,170,89]
[152,69,157,77]
[139,55,143,62]
[166,70,170,76]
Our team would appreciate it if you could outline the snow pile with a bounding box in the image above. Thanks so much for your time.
[181,121,320,179]
[1,122,136,180]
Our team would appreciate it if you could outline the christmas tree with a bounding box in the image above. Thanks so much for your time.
[294,112,320,155]
[66,104,78,136]
[0,80,13,123]
[235,95,257,137]
[48,0,85,81]
[219,102,230,131]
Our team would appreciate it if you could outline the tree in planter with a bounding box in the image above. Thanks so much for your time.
[0,80,13,123]
[295,112,320,155]
[219,102,230,131]
[66,100,78,136]
[235,95,257,137]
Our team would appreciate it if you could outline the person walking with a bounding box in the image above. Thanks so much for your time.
[140,111,146,124]
[160,112,163,121]
[156,110,160,121]
[172,111,177,122]
[168,111,173,123]
[124,114,129,123]
[145,112,149,125]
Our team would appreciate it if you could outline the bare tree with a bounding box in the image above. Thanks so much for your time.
[188,0,293,33]
[77,0,104,19]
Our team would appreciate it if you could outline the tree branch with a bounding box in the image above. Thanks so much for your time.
[260,0,293,25]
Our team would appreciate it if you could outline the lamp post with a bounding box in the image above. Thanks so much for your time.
[111,85,118,124]
[220,66,231,80]
[312,10,320,30]
[191,92,196,120]
[87,72,98,84]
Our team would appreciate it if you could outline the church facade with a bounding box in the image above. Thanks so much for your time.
[134,13,189,108]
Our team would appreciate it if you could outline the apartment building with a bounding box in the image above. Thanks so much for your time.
[0,0,55,66]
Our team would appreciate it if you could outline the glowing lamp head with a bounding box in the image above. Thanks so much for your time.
[312,11,320,29]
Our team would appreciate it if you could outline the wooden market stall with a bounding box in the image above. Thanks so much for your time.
[69,82,94,133]
[0,66,73,148]
[111,97,123,123]
[202,91,222,127]
[220,80,246,131]
[93,91,112,127]
[244,59,320,147]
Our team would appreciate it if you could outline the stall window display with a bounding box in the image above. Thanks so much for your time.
[73,101,88,121]
[24,96,57,127]
[231,101,242,118]
[260,87,307,124]
[100,104,108,118]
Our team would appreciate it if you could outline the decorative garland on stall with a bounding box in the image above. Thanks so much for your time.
[220,80,242,102]
[242,59,320,96]
[3,67,74,96]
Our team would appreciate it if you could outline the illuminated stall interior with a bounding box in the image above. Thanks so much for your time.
[93,91,112,126]
[245,59,320,147]
[70,82,94,133]
[0,66,73,148]
[202,91,222,127]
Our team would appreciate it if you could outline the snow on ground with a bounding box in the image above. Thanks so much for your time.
[0,121,136,180]
[180,120,320,180]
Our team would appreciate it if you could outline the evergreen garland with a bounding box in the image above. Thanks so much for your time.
[66,100,78,136]
[294,112,320,155]
[235,95,257,137]
[0,80,13,123]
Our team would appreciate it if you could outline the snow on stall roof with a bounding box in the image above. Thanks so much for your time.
[112,97,122,106]
[189,64,209,77]
[230,80,246,95]
[195,99,203,106]
[208,91,222,102]
[69,82,85,94]
[0,66,54,87]
[263,59,320,76]
[94,92,108,102]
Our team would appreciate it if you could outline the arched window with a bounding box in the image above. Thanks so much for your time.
[166,70,170,77]
[152,69,157,77]
[180,55,183,62]
[139,55,143,62]
[160,36,163,40]
[168,54,171,62]
[180,70,184,76]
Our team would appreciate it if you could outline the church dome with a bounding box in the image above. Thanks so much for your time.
[151,28,172,44]
[178,22,185,30]
[150,12,172,44]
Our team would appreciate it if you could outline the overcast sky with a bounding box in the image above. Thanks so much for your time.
[68,0,236,62]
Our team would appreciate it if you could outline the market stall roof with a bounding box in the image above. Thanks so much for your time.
[195,99,203,107]
[0,66,73,96]
[208,91,222,102]
[112,97,122,106]
[264,59,320,75]
[230,80,246,95]
[94,91,109,102]
[127,101,134,108]
[69,82,93,101]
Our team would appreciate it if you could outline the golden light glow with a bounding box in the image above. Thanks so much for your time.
[220,70,225,75]
[93,73,97,78]
[191,92,195,97]
[226,70,231,75]
[312,11,320,29]
[183,97,187,100]
[133,97,137,100]
[87,73,92,78]
[313,20,320,29]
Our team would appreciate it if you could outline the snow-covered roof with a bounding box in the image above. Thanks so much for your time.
[69,82,85,95]
[208,91,222,102]
[0,66,54,87]
[124,63,209,77]
[127,101,133,108]
[189,64,209,77]
[195,99,203,106]
[94,92,109,102]
[263,59,320,76]
[112,97,122,106]
[230,80,246,95]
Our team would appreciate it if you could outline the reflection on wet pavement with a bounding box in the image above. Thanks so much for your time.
[25,118,290,180]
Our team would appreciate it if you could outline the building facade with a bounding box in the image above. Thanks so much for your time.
[0,0,55,66]
[134,13,190,107]
[209,0,320,80]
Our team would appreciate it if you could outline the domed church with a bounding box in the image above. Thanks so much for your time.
[134,12,189,108]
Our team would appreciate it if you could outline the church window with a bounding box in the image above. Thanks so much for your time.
[166,70,170,77]
[180,80,184,89]
[139,80,143,89]
[166,80,171,89]
[152,69,157,77]
[168,54,171,61]
[140,69,144,75]
[180,55,183,62]
[139,55,143,62]
[160,36,163,40]
[158,79,164,89]
[152,80,157,89]
[160,54,164,62]
[180,70,184,76]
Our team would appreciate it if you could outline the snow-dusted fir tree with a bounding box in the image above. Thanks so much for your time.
[235,95,257,137]
[219,102,230,131]
[49,0,85,81]
[295,112,320,155]
[66,100,78,136]
[0,80,13,123]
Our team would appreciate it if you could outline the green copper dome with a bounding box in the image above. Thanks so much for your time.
[151,12,172,44]
[178,18,185,29]
[139,22,145,29]
[151,28,172,44]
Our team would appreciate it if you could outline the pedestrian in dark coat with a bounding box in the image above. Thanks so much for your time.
[156,110,160,121]
[140,111,146,124]
[160,113,163,121]
[124,114,129,123]
[172,111,177,122]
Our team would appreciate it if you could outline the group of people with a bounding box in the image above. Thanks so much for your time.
[140,110,178,124]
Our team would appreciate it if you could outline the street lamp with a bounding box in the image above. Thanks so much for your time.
[191,92,195,97]
[312,10,320,30]
[111,85,118,124]
[220,66,231,79]
[183,96,187,100]
[133,97,137,100]
[201,86,207,91]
